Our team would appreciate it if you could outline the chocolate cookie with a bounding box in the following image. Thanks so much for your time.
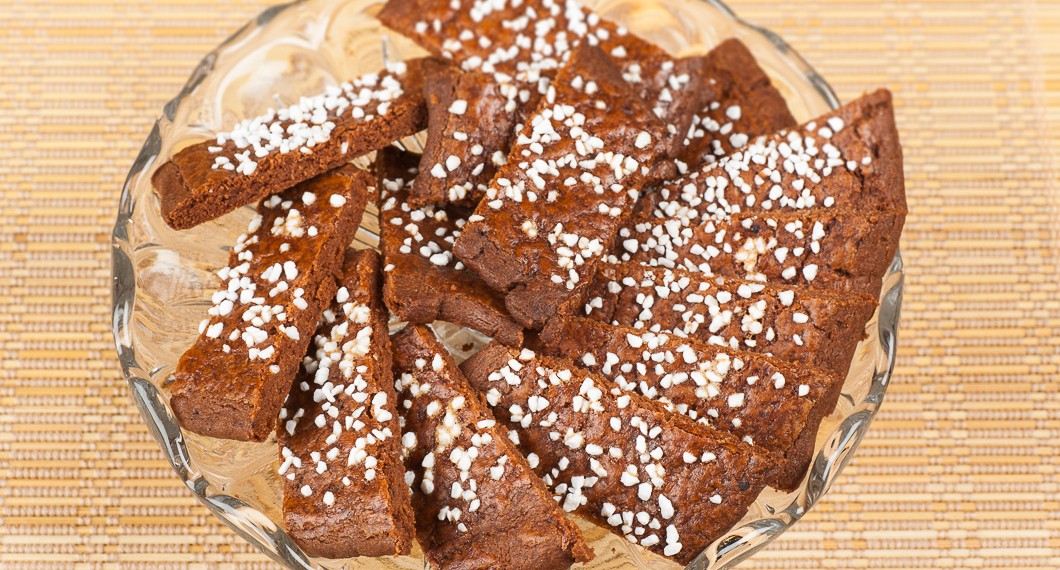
[154,59,433,230]
[538,316,841,490]
[461,344,775,563]
[392,325,593,570]
[584,261,877,378]
[645,89,906,222]
[169,165,370,441]
[453,43,669,329]
[611,208,904,298]
[278,250,414,557]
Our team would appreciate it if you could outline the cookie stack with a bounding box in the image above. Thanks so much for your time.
[154,0,905,566]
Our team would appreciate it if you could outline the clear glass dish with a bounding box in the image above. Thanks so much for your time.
[110,0,904,568]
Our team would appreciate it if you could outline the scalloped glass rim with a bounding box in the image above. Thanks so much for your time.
[110,1,904,568]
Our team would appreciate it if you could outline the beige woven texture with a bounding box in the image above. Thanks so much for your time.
[1,0,1058,568]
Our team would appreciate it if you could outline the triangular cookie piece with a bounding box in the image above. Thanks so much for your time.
[392,325,594,570]
[278,250,415,557]
[538,315,841,490]
[154,60,432,229]
[453,43,669,329]
[410,67,517,207]
[612,208,904,298]
[169,165,370,441]
[461,344,774,563]
[645,89,906,221]
[584,261,876,378]
[678,38,797,169]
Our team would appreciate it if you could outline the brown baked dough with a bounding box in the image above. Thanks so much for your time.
[376,148,524,345]
[153,59,433,230]
[278,250,414,558]
[411,67,516,207]
[379,0,714,204]
[168,165,369,441]
[583,261,877,379]
[392,325,593,570]
[452,43,669,329]
[644,89,907,222]
[677,38,798,169]
[538,315,842,490]
[460,344,775,563]
[611,207,905,298]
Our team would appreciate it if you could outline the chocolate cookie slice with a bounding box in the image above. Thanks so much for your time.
[154,59,432,230]
[411,67,516,207]
[538,316,841,490]
[677,38,798,169]
[378,0,709,131]
[611,208,904,298]
[392,325,594,570]
[168,165,370,441]
[584,262,877,379]
[380,0,713,205]
[453,43,669,329]
[645,89,906,222]
[376,148,524,345]
[278,250,414,558]
[461,345,774,564]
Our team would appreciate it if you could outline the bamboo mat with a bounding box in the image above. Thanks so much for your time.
[1,0,1058,568]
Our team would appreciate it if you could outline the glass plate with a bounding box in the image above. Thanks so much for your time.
[110,0,904,568]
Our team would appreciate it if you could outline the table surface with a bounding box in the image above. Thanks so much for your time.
[1,0,1058,568]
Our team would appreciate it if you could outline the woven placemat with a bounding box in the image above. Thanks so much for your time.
[1,0,1057,568]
